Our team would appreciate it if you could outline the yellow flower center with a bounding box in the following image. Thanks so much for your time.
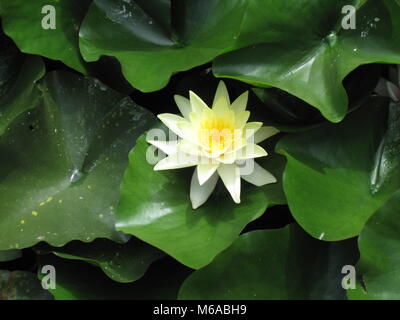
[198,114,234,153]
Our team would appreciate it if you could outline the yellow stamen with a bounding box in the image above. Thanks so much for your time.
[198,112,235,153]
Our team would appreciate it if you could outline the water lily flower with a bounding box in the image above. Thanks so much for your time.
[148,81,279,209]
[375,65,400,101]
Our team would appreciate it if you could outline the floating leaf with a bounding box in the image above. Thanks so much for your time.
[0,31,23,97]
[35,238,164,283]
[0,55,45,136]
[348,190,400,300]
[0,32,45,135]
[179,225,358,300]
[117,133,286,269]
[0,270,52,300]
[37,254,191,300]
[0,250,22,262]
[0,0,91,73]
[277,98,394,240]
[79,0,248,92]
[214,0,400,122]
[0,71,156,250]
[370,101,400,193]
[252,64,382,132]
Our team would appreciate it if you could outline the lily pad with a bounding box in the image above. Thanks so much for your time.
[348,190,400,300]
[79,0,400,121]
[0,250,22,262]
[179,225,358,300]
[79,0,248,92]
[116,133,286,269]
[370,101,400,194]
[37,254,191,300]
[0,270,52,300]
[276,98,395,241]
[0,0,91,73]
[214,0,400,122]
[0,31,23,97]
[35,238,164,283]
[0,71,156,250]
[0,33,45,135]
[252,64,382,132]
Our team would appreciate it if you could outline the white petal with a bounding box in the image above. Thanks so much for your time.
[253,126,279,144]
[197,164,219,185]
[177,140,219,163]
[174,95,191,119]
[213,96,231,117]
[213,81,230,108]
[190,91,210,114]
[235,144,268,160]
[216,151,236,164]
[177,121,197,141]
[234,111,250,129]
[240,161,276,186]
[147,140,178,155]
[189,111,202,127]
[224,136,247,154]
[244,121,262,132]
[217,164,241,203]
[204,144,232,159]
[244,122,263,141]
[154,153,199,170]
[157,113,187,137]
[190,168,219,209]
[231,91,248,113]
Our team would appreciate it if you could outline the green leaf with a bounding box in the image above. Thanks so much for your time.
[0,249,22,262]
[252,64,382,132]
[116,133,286,269]
[0,55,45,135]
[370,102,400,193]
[213,0,400,122]
[86,56,135,95]
[0,31,23,97]
[348,190,400,300]
[0,33,45,135]
[79,0,248,92]
[252,87,326,132]
[37,254,191,300]
[0,71,156,250]
[0,0,91,73]
[345,283,375,300]
[0,270,52,300]
[35,238,164,283]
[179,225,358,300]
[80,0,396,110]
[276,98,395,241]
